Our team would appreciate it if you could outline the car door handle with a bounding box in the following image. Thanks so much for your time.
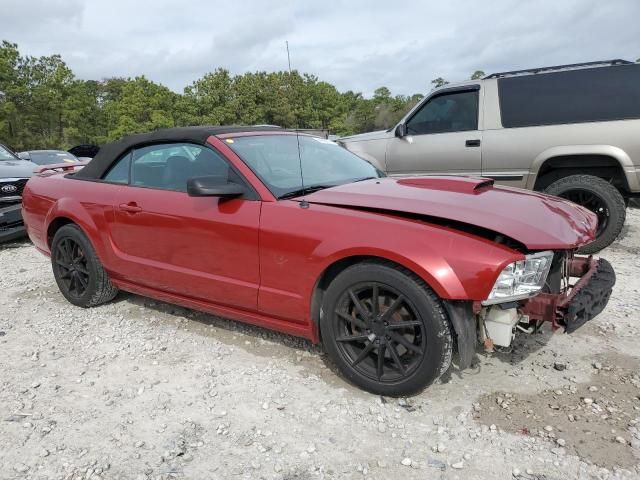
[465,139,481,147]
[119,202,142,213]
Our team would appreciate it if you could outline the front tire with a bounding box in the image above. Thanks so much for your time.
[320,261,453,396]
[51,224,118,307]
[544,174,626,254]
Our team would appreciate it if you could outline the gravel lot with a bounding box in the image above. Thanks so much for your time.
[1,210,639,480]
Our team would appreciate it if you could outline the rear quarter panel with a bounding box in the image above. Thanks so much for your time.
[22,174,122,266]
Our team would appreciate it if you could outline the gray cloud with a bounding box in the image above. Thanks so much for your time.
[1,0,638,95]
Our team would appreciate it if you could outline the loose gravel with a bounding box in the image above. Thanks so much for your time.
[1,209,639,479]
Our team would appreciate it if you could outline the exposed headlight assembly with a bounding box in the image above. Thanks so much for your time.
[483,251,554,305]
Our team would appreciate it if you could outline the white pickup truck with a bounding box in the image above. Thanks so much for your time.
[340,60,640,253]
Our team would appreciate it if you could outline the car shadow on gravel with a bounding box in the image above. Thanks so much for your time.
[110,291,366,392]
[113,290,561,396]
[441,326,555,384]
[0,238,30,250]
[112,291,320,353]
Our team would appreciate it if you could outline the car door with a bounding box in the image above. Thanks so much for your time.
[385,86,482,176]
[106,142,261,310]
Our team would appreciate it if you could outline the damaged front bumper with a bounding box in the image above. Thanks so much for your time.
[520,256,616,333]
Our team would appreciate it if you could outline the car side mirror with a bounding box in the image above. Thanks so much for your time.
[187,176,245,198]
[395,124,407,138]
[17,152,30,160]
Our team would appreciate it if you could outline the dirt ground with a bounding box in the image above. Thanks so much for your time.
[1,210,639,480]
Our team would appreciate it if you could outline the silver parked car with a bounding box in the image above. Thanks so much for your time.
[340,60,640,253]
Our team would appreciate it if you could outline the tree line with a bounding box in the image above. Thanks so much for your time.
[2,40,637,151]
[0,41,462,151]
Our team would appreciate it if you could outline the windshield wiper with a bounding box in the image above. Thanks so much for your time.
[278,185,334,200]
[351,176,379,183]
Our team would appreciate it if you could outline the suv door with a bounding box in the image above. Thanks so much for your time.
[104,142,261,309]
[386,87,482,176]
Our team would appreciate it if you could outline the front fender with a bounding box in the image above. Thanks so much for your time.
[311,218,523,302]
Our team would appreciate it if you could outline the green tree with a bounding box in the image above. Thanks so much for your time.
[470,70,485,80]
[430,77,449,89]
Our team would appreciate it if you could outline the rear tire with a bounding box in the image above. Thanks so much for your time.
[51,224,118,307]
[320,261,453,396]
[544,174,626,254]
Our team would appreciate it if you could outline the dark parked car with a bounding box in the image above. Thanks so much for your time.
[0,144,38,242]
[18,150,79,166]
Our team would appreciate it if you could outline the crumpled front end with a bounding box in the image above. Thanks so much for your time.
[477,253,616,352]
[519,255,616,333]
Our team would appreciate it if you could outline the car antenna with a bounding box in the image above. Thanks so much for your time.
[286,40,309,209]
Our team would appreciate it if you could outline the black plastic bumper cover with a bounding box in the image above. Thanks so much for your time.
[563,258,616,334]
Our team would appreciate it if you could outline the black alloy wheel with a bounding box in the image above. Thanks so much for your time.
[333,282,425,382]
[50,224,118,307]
[558,189,609,237]
[321,261,453,396]
[54,237,90,299]
[544,174,626,254]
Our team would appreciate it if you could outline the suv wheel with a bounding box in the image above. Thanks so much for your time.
[544,174,626,254]
[320,261,453,396]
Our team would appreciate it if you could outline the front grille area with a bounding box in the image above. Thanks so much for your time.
[0,178,28,199]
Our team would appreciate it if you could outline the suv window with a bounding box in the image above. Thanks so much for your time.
[498,64,640,128]
[102,143,233,192]
[406,90,478,135]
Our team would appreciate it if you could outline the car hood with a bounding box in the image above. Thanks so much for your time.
[0,159,37,178]
[303,176,597,250]
[339,129,392,143]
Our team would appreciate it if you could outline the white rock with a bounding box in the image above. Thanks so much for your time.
[556,438,566,447]
[401,457,412,466]
[451,461,464,469]
[615,436,626,444]
[583,397,594,405]
[512,467,521,476]
[437,442,446,453]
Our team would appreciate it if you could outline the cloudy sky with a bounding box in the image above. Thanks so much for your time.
[2,0,639,96]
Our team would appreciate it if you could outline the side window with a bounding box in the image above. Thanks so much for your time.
[103,152,131,184]
[130,143,232,192]
[406,90,478,135]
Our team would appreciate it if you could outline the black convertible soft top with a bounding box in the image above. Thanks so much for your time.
[73,125,282,180]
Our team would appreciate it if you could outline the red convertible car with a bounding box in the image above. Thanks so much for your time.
[22,126,615,395]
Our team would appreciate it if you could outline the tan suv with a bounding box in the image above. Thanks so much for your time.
[339,60,640,253]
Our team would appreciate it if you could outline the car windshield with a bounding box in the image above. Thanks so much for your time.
[226,134,383,198]
[0,145,17,161]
